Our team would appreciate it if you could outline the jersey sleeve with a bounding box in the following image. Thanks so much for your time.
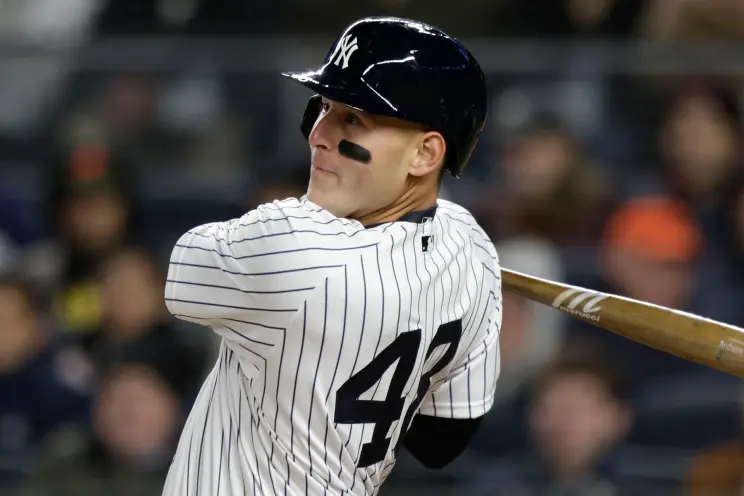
[164,198,366,363]
[417,245,502,420]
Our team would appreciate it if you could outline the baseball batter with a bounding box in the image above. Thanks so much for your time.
[162,17,502,496]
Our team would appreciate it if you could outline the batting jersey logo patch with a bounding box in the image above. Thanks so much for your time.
[421,235,433,253]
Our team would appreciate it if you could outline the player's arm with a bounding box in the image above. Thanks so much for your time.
[165,215,274,323]
[402,317,500,468]
[163,201,313,355]
[164,199,366,365]
[404,255,502,468]
[402,415,483,469]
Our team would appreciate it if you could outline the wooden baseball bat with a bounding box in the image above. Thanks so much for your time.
[501,268,744,379]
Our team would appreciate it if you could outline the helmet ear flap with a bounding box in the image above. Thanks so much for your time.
[301,95,323,139]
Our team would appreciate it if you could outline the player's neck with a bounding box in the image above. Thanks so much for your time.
[356,180,438,227]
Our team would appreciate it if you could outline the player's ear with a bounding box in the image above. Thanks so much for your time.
[409,131,446,178]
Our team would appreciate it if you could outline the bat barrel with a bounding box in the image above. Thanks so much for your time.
[501,268,744,379]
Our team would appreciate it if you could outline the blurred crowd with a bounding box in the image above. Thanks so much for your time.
[1,0,744,495]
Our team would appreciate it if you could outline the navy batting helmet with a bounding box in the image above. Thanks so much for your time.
[282,17,488,178]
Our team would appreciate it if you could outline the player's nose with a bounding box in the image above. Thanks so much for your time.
[308,113,338,152]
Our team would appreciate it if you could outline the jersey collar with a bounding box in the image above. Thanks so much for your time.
[299,195,437,229]
[366,203,438,229]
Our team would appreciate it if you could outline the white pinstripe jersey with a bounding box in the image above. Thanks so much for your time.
[161,197,502,496]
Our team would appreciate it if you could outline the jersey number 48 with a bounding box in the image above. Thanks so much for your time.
[334,319,462,467]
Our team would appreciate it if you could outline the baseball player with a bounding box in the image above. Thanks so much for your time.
[162,16,502,496]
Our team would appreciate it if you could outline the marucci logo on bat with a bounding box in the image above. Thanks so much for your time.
[551,288,609,322]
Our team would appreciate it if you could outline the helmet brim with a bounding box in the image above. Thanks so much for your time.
[282,68,404,122]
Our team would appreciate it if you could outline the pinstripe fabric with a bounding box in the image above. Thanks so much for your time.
[161,197,502,496]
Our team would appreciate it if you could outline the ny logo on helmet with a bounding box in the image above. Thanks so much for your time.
[332,35,359,69]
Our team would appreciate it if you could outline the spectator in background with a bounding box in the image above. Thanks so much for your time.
[592,195,707,379]
[0,191,40,274]
[683,382,744,496]
[0,276,91,492]
[60,73,169,167]
[658,81,743,250]
[0,230,16,276]
[182,115,246,185]
[21,363,181,496]
[22,145,138,338]
[476,114,613,247]
[602,196,701,311]
[87,245,211,404]
[471,343,634,496]
[722,180,744,313]
[492,236,567,404]
[655,81,744,327]
[641,0,744,40]
[61,70,239,175]
[465,235,567,460]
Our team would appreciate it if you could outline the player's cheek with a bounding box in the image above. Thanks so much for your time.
[355,162,375,192]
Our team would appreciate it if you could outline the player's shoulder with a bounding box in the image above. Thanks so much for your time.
[436,199,476,222]
[436,199,499,260]
[436,200,491,239]
[241,197,367,236]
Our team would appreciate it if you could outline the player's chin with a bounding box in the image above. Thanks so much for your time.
[307,188,353,218]
[308,174,337,195]
[307,184,333,206]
